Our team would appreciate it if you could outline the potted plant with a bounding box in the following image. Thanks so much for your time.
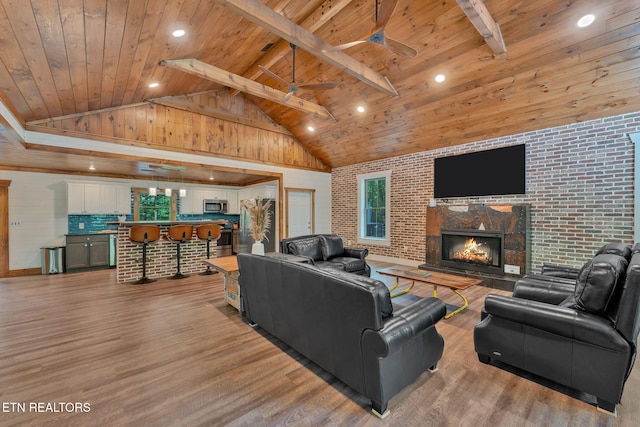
[241,197,273,255]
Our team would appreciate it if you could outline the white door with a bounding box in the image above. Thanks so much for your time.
[286,189,314,237]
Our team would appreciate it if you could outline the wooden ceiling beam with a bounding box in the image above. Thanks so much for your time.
[213,0,398,97]
[149,95,293,136]
[231,0,354,96]
[159,59,336,121]
[456,0,507,59]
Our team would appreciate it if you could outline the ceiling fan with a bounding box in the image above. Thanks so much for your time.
[259,43,337,102]
[325,0,417,59]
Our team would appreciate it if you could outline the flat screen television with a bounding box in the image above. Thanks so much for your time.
[434,144,526,198]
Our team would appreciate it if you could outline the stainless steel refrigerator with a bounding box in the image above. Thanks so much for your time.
[236,199,276,254]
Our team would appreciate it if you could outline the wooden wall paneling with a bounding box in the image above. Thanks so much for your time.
[153,105,166,145]
[182,111,194,150]
[0,180,10,277]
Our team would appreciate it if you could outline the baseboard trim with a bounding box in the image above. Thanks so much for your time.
[6,268,41,277]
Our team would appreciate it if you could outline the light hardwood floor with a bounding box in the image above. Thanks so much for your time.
[0,262,638,426]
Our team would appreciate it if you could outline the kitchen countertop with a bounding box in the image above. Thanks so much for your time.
[106,220,228,226]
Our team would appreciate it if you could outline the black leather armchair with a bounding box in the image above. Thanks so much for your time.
[474,252,640,414]
[539,242,633,279]
[280,234,370,276]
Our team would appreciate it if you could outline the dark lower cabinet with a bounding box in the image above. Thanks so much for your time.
[66,234,110,270]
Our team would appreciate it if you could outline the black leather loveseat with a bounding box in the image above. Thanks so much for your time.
[474,244,640,414]
[280,234,370,276]
[237,253,446,418]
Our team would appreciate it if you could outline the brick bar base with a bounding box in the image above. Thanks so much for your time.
[116,225,220,284]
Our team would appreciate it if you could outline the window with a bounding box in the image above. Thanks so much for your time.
[357,170,391,246]
[133,189,177,221]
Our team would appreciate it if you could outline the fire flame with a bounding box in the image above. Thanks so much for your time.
[453,238,490,264]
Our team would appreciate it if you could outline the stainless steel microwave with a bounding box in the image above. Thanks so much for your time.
[203,199,228,213]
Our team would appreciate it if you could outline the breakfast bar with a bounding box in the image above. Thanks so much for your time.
[109,220,228,284]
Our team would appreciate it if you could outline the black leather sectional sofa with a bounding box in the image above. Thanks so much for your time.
[237,252,446,418]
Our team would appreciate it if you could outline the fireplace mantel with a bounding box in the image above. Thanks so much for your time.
[424,204,530,277]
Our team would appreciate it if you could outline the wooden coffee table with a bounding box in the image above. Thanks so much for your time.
[377,266,482,319]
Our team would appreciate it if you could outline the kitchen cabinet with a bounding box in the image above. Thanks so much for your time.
[65,234,110,270]
[226,190,239,214]
[99,184,132,214]
[67,182,100,214]
[238,184,278,202]
[68,182,131,214]
[179,189,204,215]
[203,190,227,201]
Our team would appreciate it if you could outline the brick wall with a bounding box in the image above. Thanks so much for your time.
[116,225,219,283]
[332,111,640,271]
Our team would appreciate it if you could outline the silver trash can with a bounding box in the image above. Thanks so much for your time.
[41,246,66,274]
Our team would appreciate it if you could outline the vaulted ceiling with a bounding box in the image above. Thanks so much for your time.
[0,0,639,184]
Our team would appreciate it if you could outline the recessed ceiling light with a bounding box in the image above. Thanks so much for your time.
[577,14,595,28]
[172,29,186,37]
[356,105,365,113]
[148,82,159,88]
[307,126,315,132]
[209,174,214,181]
[435,74,446,83]
[89,163,95,171]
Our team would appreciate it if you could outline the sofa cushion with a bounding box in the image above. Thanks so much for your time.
[320,268,394,319]
[330,256,367,273]
[572,254,627,315]
[320,234,345,260]
[596,243,632,261]
[286,237,323,261]
[315,260,345,271]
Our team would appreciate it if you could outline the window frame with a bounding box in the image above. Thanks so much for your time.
[132,188,177,221]
[356,170,391,247]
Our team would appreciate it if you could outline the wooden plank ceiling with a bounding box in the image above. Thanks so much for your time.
[0,0,639,184]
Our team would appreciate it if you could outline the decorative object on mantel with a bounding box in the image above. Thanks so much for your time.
[242,197,273,256]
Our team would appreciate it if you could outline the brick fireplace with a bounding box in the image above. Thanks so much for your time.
[424,204,530,277]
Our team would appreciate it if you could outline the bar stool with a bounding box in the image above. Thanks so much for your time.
[166,225,193,280]
[196,224,222,275]
[129,225,161,285]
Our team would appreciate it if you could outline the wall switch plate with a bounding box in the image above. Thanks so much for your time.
[79,223,85,229]
[504,264,520,275]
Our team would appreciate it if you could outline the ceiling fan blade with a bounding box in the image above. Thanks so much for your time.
[323,39,368,52]
[376,0,399,29]
[383,35,418,58]
[297,82,338,90]
[258,65,291,87]
[282,91,294,102]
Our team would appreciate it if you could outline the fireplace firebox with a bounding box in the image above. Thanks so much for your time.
[440,229,504,275]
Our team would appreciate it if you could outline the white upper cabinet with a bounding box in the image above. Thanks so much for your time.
[99,184,132,214]
[180,188,204,215]
[68,182,131,215]
[226,191,239,214]
[203,190,227,201]
[67,182,100,214]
